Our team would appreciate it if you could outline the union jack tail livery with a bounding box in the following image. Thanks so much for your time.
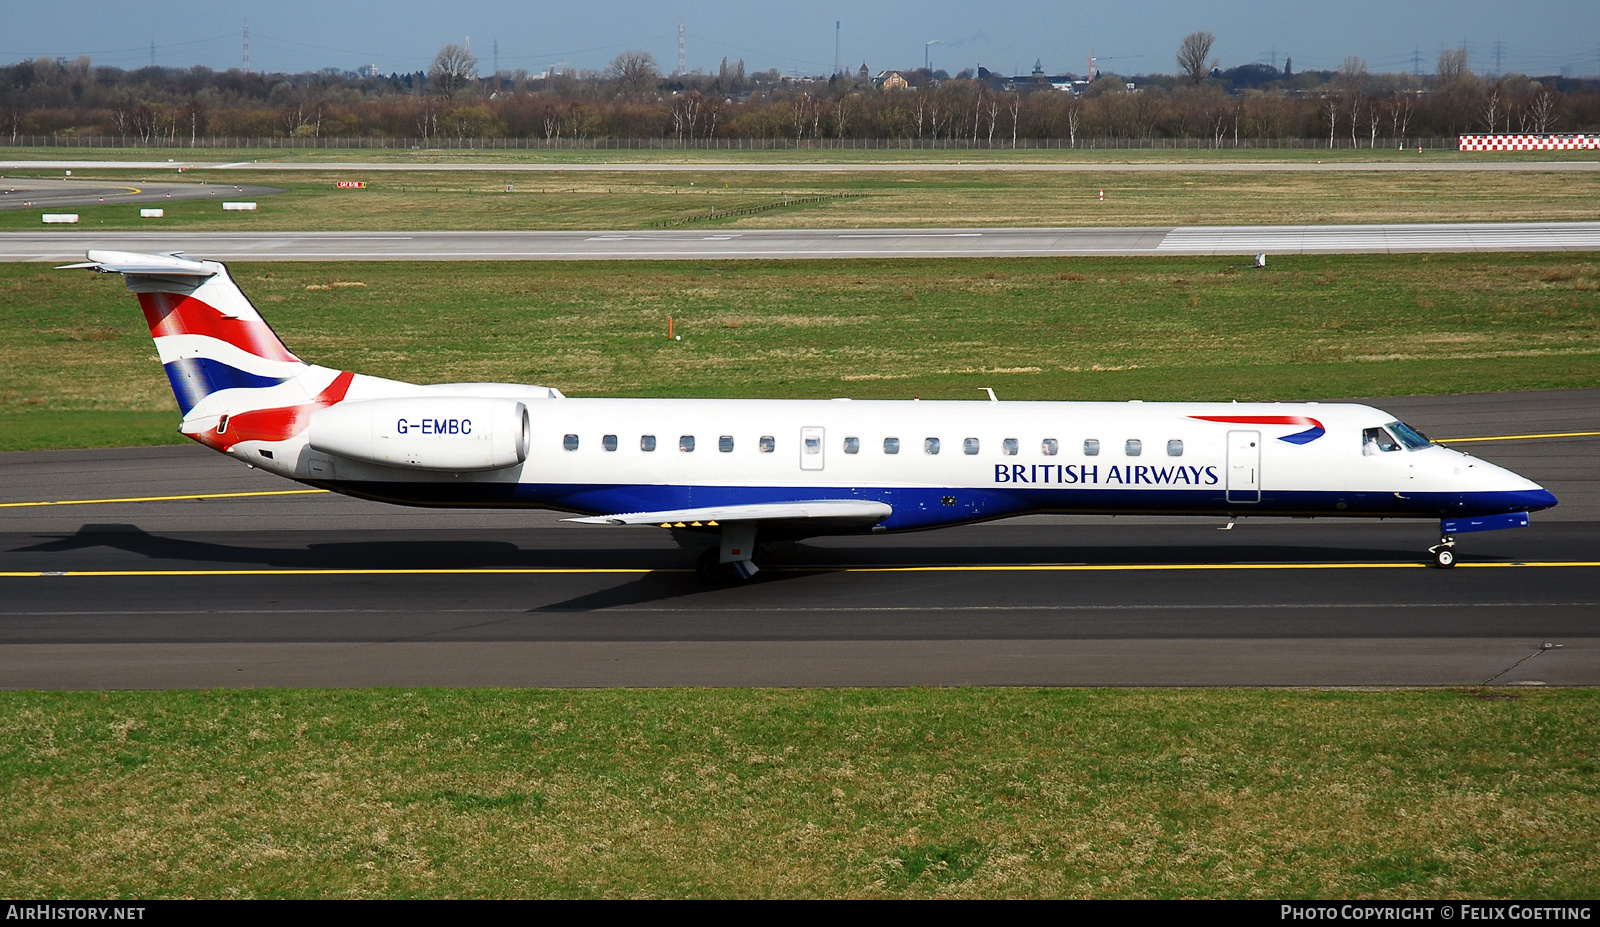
[69,250,306,414]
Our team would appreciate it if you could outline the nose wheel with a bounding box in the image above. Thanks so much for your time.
[1428,536,1456,569]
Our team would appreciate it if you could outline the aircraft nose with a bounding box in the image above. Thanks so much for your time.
[1525,488,1559,511]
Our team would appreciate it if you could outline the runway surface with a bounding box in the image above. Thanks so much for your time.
[1,390,1595,688]
[0,177,283,211]
[4,158,1598,173]
[7,222,1600,262]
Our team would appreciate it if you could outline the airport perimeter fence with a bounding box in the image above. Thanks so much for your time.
[0,135,1467,152]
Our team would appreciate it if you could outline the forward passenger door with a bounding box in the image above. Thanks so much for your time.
[1226,431,1261,503]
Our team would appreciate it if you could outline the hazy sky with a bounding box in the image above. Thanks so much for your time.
[6,1,1598,79]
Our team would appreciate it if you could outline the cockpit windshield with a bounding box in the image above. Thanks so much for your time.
[1387,421,1433,450]
[1362,421,1433,455]
[1363,427,1399,453]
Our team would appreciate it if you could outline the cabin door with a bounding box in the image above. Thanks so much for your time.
[800,426,825,471]
[1226,430,1261,504]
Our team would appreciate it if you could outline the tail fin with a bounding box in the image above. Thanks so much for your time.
[62,250,307,414]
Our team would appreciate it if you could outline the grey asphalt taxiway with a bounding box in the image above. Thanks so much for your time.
[6,222,1600,262]
[0,390,1595,689]
[0,176,283,211]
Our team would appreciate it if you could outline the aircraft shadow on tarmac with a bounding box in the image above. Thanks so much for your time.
[4,520,1469,613]
[10,521,1442,569]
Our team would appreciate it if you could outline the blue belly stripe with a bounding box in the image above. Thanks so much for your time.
[307,481,1557,534]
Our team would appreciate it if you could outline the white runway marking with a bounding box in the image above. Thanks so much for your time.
[1158,222,1600,254]
[836,232,985,238]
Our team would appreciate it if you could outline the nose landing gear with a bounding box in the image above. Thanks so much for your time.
[1428,535,1456,568]
[1430,512,1533,569]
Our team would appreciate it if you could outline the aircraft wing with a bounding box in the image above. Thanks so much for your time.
[564,499,892,527]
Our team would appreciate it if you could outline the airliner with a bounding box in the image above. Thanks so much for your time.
[64,250,1557,580]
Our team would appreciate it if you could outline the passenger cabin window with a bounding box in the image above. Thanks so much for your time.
[804,434,821,455]
[884,437,900,455]
[719,435,734,453]
[924,437,941,455]
[759,435,775,453]
[603,434,618,452]
[1167,439,1184,457]
[1083,439,1100,456]
[1002,438,1019,456]
[641,435,657,452]
[563,434,579,452]
[843,437,860,454]
[1125,439,1142,457]
[963,438,980,455]
[679,435,695,452]
[1363,427,1401,454]
[1042,438,1059,456]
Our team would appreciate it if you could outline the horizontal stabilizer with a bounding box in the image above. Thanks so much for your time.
[565,499,892,527]
[58,250,215,277]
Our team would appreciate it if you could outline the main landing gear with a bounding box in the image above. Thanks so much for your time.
[696,547,760,583]
[1428,535,1456,569]
[695,521,762,584]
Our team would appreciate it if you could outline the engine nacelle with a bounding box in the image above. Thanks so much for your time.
[308,397,530,471]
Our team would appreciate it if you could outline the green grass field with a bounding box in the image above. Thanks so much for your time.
[2,253,1596,450]
[1,687,1595,898]
[3,162,1598,231]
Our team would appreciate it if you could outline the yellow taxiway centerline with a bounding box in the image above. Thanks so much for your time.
[3,568,663,577]
[843,562,1600,572]
[1,562,1596,578]
[1439,431,1600,443]
[0,489,330,509]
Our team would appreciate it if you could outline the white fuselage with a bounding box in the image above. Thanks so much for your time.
[194,367,1552,534]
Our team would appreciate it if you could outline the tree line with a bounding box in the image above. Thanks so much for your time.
[2,42,1597,146]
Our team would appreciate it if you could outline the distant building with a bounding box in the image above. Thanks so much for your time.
[858,62,869,80]
[357,64,380,78]
[876,70,909,91]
